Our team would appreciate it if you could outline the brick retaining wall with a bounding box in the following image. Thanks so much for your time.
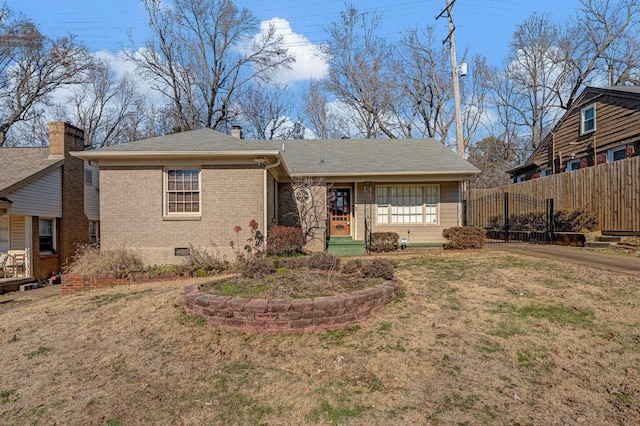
[183,281,399,333]
[62,272,192,295]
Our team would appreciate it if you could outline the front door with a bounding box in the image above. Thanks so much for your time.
[329,188,351,236]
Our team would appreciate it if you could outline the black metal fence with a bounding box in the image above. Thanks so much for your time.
[464,193,554,243]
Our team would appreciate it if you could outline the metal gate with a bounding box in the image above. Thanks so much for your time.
[464,193,554,243]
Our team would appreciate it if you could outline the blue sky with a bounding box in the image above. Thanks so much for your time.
[9,0,583,75]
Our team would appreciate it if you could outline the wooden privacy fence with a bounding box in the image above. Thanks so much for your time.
[468,156,640,233]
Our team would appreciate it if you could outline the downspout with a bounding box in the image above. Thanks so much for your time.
[262,157,282,251]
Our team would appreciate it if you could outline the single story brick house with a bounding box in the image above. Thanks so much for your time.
[0,122,99,281]
[73,129,479,265]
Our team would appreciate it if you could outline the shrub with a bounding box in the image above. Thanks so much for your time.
[182,244,229,274]
[442,227,487,250]
[63,245,144,276]
[488,215,503,230]
[307,252,341,271]
[239,257,276,278]
[278,256,309,270]
[508,212,545,231]
[266,226,306,256]
[361,258,396,280]
[341,259,363,276]
[370,232,399,252]
[554,208,599,232]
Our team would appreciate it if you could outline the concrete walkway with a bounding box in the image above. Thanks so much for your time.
[486,243,640,276]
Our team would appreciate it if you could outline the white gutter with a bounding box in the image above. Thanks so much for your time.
[262,157,282,252]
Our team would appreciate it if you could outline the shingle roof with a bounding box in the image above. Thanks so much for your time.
[0,148,63,196]
[97,128,277,152]
[78,129,479,177]
[597,86,640,95]
[279,138,479,176]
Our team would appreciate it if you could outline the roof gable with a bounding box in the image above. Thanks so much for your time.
[0,148,63,196]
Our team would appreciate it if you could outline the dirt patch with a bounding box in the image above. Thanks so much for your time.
[201,269,386,298]
[0,251,639,425]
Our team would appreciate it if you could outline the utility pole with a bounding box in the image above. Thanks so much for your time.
[437,0,464,157]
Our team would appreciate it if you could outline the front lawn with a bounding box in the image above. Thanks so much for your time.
[0,250,638,424]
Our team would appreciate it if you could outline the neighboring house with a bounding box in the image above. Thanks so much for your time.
[73,129,479,266]
[0,122,99,280]
[509,86,640,182]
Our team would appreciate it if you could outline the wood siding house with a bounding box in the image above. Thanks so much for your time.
[509,86,640,182]
[0,122,99,281]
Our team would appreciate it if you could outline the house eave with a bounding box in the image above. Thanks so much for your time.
[71,150,282,162]
[289,170,480,180]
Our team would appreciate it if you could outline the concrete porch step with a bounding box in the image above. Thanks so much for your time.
[584,241,614,249]
[595,235,622,243]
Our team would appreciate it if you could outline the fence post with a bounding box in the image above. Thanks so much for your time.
[504,192,509,243]
[547,198,554,244]
[462,200,467,226]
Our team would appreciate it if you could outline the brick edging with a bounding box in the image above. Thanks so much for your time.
[183,280,399,333]
[61,272,193,295]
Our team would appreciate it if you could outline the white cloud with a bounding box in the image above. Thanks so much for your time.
[256,18,329,84]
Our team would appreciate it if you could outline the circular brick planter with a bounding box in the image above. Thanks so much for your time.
[183,280,399,333]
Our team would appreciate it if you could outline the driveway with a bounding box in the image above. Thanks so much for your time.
[486,243,640,276]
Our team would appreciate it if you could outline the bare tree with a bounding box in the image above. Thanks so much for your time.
[301,80,350,139]
[393,26,453,141]
[504,13,566,150]
[558,0,640,106]
[66,59,146,147]
[237,83,294,140]
[484,63,535,164]
[459,54,490,154]
[322,4,399,139]
[0,6,92,146]
[128,0,295,133]
[467,136,518,189]
[291,177,330,249]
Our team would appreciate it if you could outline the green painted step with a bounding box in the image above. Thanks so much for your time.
[327,237,366,256]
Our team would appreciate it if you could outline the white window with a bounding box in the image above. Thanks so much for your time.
[425,185,438,224]
[566,159,580,171]
[541,168,552,177]
[89,221,99,244]
[376,187,389,224]
[164,169,201,216]
[580,104,596,135]
[515,175,525,183]
[608,146,627,162]
[39,218,55,253]
[376,185,439,225]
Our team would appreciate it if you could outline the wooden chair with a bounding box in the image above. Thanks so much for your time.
[0,253,12,278]
[2,252,26,278]
[9,252,26,277]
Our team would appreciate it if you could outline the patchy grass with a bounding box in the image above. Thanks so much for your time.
[0,251,639,425]
[201,269,387,299]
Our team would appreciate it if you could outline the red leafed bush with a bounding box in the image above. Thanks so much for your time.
[266,226,306,256]
[442,227,487,250]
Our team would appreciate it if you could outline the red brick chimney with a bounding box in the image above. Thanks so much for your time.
[48,122,88,266]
